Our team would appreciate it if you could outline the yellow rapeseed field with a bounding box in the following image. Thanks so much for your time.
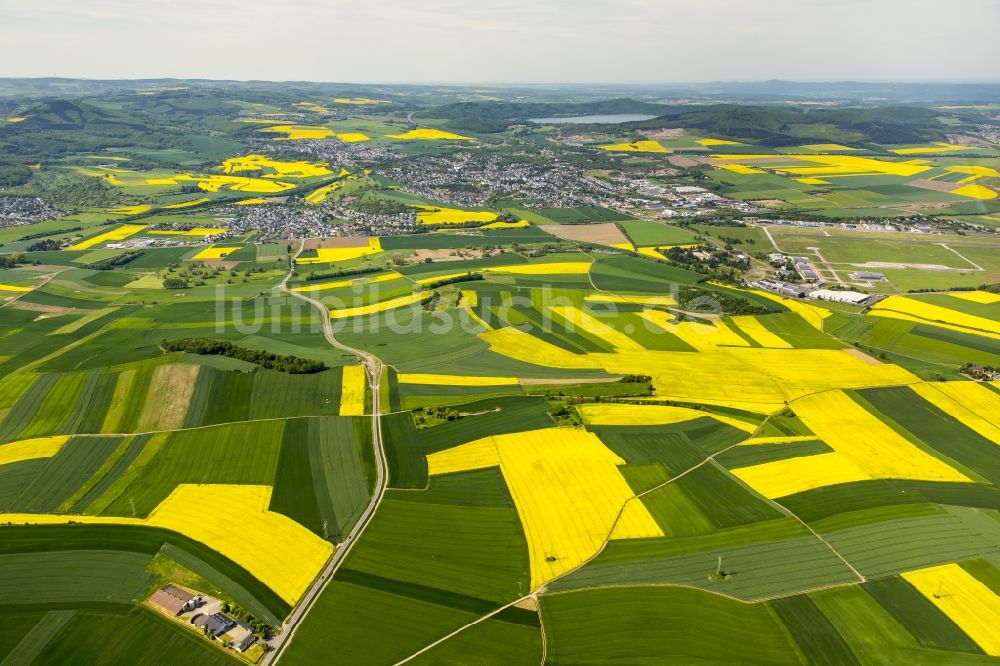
[232,198,272,206]
[414,205,498,225]
[730,315,793,348]
[339,365,366,416]
[335,133,370,143]
[479,220,529,229]
[598,140,670,154]
[397,373,520,386]
[0,484,332,605]
[712,153,932,178]
[296,238,383,264]
[716,164,765,175]
[305,182,339,205]
[901,563,1000,655]
[329,291,430,319]
[260,125,334,140]
[584,293,677,307]
[732,451,871,499]
[222,154,332,178]
[0,283,33,293]
[192,246,238,261]
[911,381,1000,446]
[951,184,997,200]
[576,403,758,433]
[110,204,153,215]
[639,310,749,351]
[871,296,1000,337]
[427,427,663,588]
[550,305,644,351]
[387,129,475,141]
[699,138,742,146]
[0,436,71,466]
[732,390,969,499]
[739,435,818,446]
[796,177,831,185]
[479,327,596,369]
[162,197,211,209]
[68,224,147,251]
[950,291,1000,305]
[178,174,293,194]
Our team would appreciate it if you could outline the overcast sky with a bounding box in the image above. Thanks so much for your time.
[1,0,997,83]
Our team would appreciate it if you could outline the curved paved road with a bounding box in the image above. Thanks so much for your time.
[263,242,389,664]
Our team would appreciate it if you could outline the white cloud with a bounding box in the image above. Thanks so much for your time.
[0,0,996,82]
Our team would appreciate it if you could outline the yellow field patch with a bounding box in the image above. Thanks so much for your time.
[414,205,498,225]
[0,283,33,293]
[716,164,765,175]
[550,305,644,351]
[333,97,388,105]
[0,484,332,605]
[110,204,153,215]
[479,220,529,229]
[598,140,670,154]
[901,563,1000,655]
[397,373,520,386]
[329,291,430,319]
[584,293,677,307]
[911,382,1000,446]
[732,452,871,498]
[739,435,817,446]
[576,403,757,433]
[733,390,969,499]
[192,246,239,260]
[427,427,663,588]
[796,177,831,185]
[222,154,332,178]
[480,326,595,369]
[6,117,26,123]
[387,128,475,141]
[951,184,997,200]
[699,138,742,146]
[162,197,211,209]
[340,365,366,416]
[639,311,748,351]
[730,315,792,348]
[335,132,370,143]
[178,174,292,194]
[305,182,339,205]
[232,198,273,206]
[871,296,1000,337]
[949,291,1000,305]
[0,436,71,466]
[260,125,334,140]
[483,261,591,276]
[712,153,932,178]
[296,238,382,264]
[67,224,147,251]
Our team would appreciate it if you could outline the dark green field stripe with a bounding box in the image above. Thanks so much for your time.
[0,373,60,444]
[771,595,860,666]
[337,568,499,615]
[717,440,831,469]
[493,606,541,627]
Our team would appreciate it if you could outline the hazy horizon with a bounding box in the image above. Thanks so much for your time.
[1,0,997,84]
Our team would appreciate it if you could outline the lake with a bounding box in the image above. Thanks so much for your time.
[528,114,657,125]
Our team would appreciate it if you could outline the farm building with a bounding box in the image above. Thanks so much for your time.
[808,289,870,305]
[149,584,199,616]
[193,612,236,638]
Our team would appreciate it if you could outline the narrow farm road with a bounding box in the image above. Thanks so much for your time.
[264,241,389,665]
